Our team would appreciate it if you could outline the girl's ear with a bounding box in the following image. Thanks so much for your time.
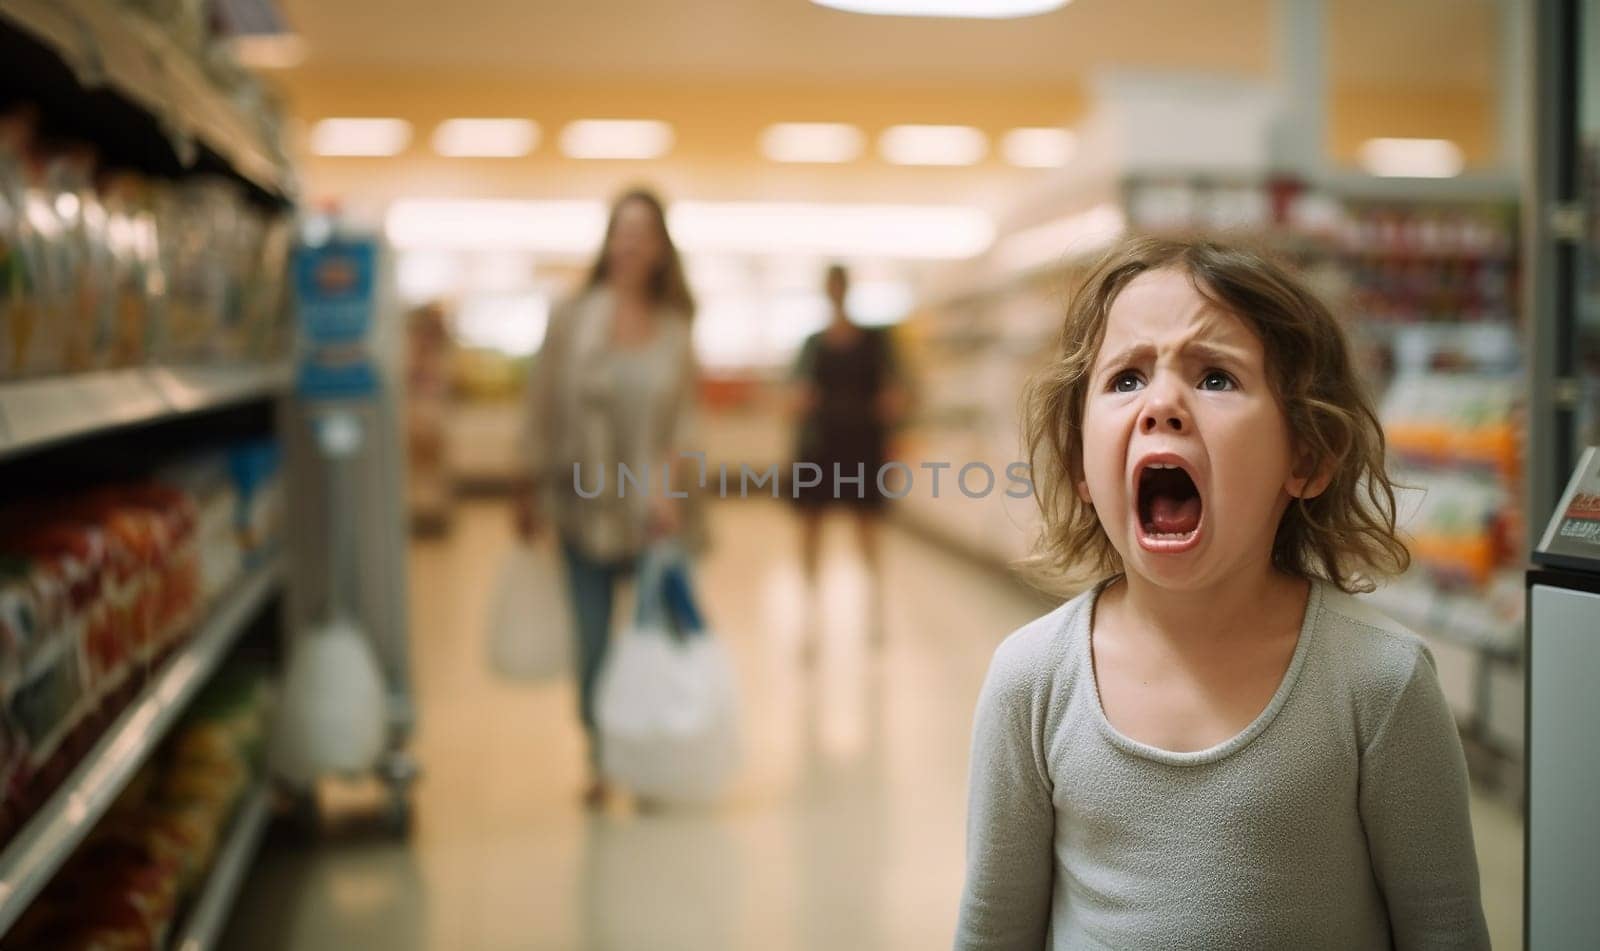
[1070,455,1093,504]
[1286,450,1333,500]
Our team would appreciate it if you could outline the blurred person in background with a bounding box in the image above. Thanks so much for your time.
[790,264,909,651]
[405,302,456,536]
[516,188,701,809]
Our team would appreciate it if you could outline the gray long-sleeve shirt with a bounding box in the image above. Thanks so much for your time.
[955,578,1490,950]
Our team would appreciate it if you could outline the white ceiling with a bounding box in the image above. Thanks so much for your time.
[280,0,1501,89]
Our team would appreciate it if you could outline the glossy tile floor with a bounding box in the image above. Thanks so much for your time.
[224,499,1524,950]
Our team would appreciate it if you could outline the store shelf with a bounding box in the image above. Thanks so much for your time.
[172,784,272,951]
[0,364,291,462]
[1364,581,1523,663]
[0,558,284,937]
[0,0,293,198]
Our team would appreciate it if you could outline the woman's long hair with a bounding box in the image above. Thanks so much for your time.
[584,187,696,318]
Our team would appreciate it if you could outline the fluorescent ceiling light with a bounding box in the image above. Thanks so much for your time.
[455,293,551,357]
[386,199,608,252]
[879,125,988,166]
[228,33,307,69]
[432,119,539,158]
[761,123,864,163]
[559,119,674,159]
[847,280,915,326]
[669,201,993,259]
[1358,138,1464,178]
[396,251,462,303]
[387,198,992,259]
[996,203,1126,274]
[310,118,411,157]
[1002,127,1077,168]
[812,0,1069,18]
[470,251,538,292]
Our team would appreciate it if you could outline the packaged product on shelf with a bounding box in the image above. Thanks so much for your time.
[245,211,295,362]
[4,663,272,949]
[0,110,38,381]
[186,177,248,363]
[73,483,203,659]
[100,171,160,368]
[0,564,39,812]
[155,182,208,364]
[1,110,75,380]
[39,521,126,701]
[159,456,243,603]
[46,146,116,372]
[0,548,92,789]
[1381,372,1521,474]
[17,138,76,378]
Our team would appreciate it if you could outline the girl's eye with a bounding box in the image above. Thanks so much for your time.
[1111,371,1144,393]
[1199,370,1236,391]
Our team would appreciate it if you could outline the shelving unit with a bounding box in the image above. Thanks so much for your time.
[0,363,291,461]
[0,0,294,200]
[171,783,273,951]
[0,557,284,936]
[0,2,302,943]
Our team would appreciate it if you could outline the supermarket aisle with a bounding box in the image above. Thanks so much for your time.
[224,497,1051,949]
[224,498,1524,950]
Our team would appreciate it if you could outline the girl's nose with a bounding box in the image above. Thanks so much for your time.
[1139,378,1189,434]
[1140,411,1184,434]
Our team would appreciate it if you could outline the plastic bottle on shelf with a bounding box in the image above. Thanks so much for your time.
[99,171,154,369]
[0,109,53,380]
[45,146,115,373]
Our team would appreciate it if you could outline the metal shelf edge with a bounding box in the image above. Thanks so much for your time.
[171,784,272,951]
[0,364,291,462]
[0,558,285,936]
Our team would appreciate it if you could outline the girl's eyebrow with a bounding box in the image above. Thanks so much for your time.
[1179,339,1252,366]
[1093,337,1250,372]
[1093,342,1154,371]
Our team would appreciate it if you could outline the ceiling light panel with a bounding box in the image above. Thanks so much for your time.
[811,0,1069,18]
[432,119,539,158]
[387,199,993,260]
[1358,138,1465,178]
[386,199,608,252]
[669,201,993,259]
[310,118,412,157]
[761,123,864,163]
[879,125,988,166]
[559,119,674,160]
[1002,127,1077,168]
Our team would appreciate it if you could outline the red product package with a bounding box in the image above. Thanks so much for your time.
[5,514,124,700]
[75,484,202,653]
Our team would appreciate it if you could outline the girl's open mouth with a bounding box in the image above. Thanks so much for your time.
[1136,462,1203,552]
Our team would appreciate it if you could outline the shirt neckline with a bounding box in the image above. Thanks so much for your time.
[1080,576,1324,767]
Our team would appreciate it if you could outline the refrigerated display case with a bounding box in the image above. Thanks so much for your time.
[1526,3,1600,947]
[1529,0,1600,547]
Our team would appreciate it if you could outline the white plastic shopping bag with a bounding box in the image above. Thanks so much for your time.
[487,541,571,682]
[596,543,741,802]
